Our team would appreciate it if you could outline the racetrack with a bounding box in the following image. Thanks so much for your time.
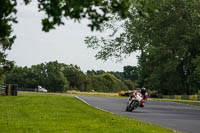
[77,96,200,133]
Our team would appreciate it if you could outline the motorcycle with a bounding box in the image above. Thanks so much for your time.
[126,92,147,112]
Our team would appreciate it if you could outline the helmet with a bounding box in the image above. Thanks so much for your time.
[141,87,145,91]
[141,87,146,94]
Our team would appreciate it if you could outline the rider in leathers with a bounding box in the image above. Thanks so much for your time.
[129,87,147,107]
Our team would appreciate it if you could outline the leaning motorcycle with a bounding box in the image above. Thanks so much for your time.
[126,92,147,112]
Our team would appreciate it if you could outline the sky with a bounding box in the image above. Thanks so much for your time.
[7,1,138,72]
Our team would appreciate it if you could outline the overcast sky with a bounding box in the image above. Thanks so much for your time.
[7,1,138,72]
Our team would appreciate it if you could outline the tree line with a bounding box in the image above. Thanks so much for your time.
[2,61,138,93]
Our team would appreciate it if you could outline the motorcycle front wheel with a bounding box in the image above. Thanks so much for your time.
[126,101,135,112]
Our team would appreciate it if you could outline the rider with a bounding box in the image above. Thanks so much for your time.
[140,86,147,101]
[129,87,147,107]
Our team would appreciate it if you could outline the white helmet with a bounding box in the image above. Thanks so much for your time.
[141,87,146,91]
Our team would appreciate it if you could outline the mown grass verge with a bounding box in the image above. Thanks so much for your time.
[0,92,176,133]
[150,98,200,106]
[66,90,120,97]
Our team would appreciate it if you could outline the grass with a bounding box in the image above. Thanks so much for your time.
[66,90,120,97]
[150,98,200,106]
[0,92,176,133]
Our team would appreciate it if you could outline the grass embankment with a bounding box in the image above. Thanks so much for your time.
[0,92,176,133]
[67,90,120,97]
[150,98,200,106]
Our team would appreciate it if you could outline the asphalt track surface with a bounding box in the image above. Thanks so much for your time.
[77,96,200,133]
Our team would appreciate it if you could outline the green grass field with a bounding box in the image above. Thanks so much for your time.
[0,92,176,133]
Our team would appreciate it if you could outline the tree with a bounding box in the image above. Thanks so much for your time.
[123,80,136,90]
[85,0,200,95]
[0,0,16,77]
[108,71,124,80]
[34,0,132,32]
[96,70,105,75]
[0,74,5,84]
[30,63,47,88]
[5,61,71,92]
[136,0,200,94]
[5,66,27,87]
[44,61,70,92]
[61,64,87,91]
[86,70,96,76]
[88,73,128,92]
[123,65,138,81]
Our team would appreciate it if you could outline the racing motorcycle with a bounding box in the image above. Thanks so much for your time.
[126,92,147,112]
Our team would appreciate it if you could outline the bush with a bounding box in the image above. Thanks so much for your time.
[87,73,128,92]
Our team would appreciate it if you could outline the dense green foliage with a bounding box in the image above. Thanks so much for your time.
[34,0,131,32]
[5,61,137,92]
[0,92,175,133]
[88,73,128,92]
[85,0,200,95]
[0,0,16,77]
